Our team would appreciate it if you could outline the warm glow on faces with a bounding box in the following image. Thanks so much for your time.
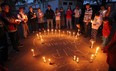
[4,5,9,13]
[29,8,33,12]
[86,5,90,9]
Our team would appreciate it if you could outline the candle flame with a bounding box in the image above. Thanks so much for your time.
[31,49,34,52]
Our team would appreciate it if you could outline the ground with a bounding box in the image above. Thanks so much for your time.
[7,30,108,71]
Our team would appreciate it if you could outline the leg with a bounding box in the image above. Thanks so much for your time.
[69,18,72,29]
[66,18,69,29]
[47,19,50,29]
[51,19,53,29]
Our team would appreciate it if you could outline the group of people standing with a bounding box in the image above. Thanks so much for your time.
[0,2,116,71]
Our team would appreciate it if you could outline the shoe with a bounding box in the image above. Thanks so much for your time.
[18,44,23,47]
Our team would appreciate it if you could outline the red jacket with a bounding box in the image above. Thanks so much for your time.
[103,32,116,69]
[102,21,111,38]
[66,10,72,19]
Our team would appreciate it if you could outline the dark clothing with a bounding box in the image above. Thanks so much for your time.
[103,32,116,70]
[28,11,37,32]
[84,22,91,37]
[45,9,54,19]
[1,11,19,51]
[0,15,8,66]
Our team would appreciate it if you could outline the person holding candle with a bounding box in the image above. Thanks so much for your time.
[37,8,45,31]
[17,7,29,38]
[103,31,116,71]
[55,8,61,29]
[91,12,102,41]
[74,5,81,29]
[1,3,21,52]
[27,6,37,33]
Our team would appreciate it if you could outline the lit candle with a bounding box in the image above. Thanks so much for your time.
[69,31,71,36]
[90,40,95,48]
[73,32,75,37]
[58,30,61,35]
[55,29,57,34]
[48,59,51,64]
[31,49,35,57]
[67,31,69,35]
[44,30,46,35]
[36,34,39,37]
[73,55,76,61]
[42,57,47,63]
[76,57,79,63]
[95,47,100,56]
[47,29,50,35]
[90,54,94,63]
[51,29,53,34]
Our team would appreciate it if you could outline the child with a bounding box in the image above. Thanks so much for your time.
[91,12,102,41]
[55,8,61,29]
[102,17,111,47]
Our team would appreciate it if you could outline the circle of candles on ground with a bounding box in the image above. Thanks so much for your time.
[76,57,79,63]
[31,49,35,57]
[90,54,94,63]
[73,55,76,61]
[42,57,47,63]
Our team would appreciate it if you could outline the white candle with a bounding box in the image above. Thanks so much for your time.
[48,59,51,64]
[73,55,76,61]
[44,30,46,35]
[58,30,61,35]
[47,29,50,35]
[69,31,71,36]
[95,47,100,56]
[90,40,95,48]
[51,29,53,34]
[76,57,79,63]
[67,31,69,35]
[31,49,35,57]
[55,29,57,34]
[90,54,94,63]
[73,32,75,37]
[42,57,47,63]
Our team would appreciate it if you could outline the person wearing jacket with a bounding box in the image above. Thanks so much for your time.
[27,6,37,33]
[91,12,102,41]
[17,7,29,38]
[103,31,116,71]
[66,8,72,29]
[1,3,20,52]
[37,8,45,31]
[45,5,54,29]
[102,17,111,47]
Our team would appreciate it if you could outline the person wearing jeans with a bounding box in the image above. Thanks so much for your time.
[45,5,54,29]
[66,8,72,29]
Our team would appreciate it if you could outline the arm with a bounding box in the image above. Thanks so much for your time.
[103,32,116,53]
